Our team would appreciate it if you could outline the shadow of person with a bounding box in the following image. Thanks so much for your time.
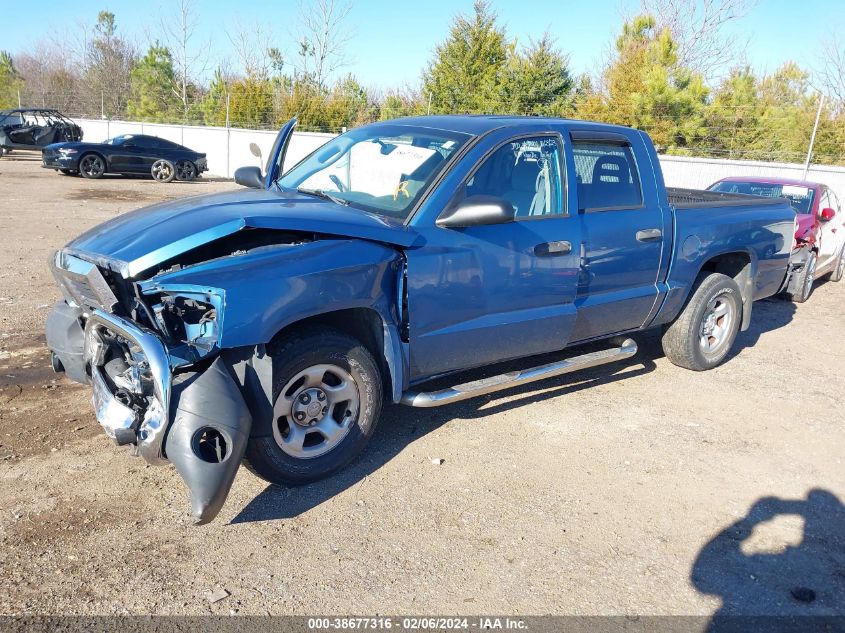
[692,489,845,632]
[230,341,659,524]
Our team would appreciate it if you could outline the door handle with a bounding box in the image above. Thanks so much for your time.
[636,228,663,242]
[534,240,572,256]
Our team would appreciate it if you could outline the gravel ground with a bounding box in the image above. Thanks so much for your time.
[0,154,843,618]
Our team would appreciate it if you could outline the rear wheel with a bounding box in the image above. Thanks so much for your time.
[790,251,817,303]
[662,272,742,371]
[244,328,383,486]
[79,154,105,179]
[151,159,175,183]
[174,160,197,182]
[830,247,845,282]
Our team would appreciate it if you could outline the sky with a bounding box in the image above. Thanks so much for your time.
[2,0,843,90]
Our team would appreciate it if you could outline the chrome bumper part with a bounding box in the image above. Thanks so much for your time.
[85,309,172,464]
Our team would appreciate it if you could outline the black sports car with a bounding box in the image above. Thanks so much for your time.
[0,108,82,154]
[42,134,208,182]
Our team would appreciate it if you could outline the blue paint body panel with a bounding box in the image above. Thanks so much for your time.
[56,115,795,400]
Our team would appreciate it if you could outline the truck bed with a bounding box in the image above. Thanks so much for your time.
[667,187,786,209]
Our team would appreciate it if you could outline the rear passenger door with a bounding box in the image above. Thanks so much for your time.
[567,131,668,342]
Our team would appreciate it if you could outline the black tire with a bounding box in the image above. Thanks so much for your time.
[151,159,175,183]
[244,327,383,486]
[78,153,105,179]
[174,160,197,182]
[662,272,742,371]
[830,246,845,283]
[789,251,816,303]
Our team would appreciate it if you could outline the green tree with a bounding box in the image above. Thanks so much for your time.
[754,62,818,162]
[127,43,180,122]
[576,15,708,151]
[503,34,574,116]
[422,1,509,113]
[228,76,274,128]
[0,51,23,109]
[202,68,230,127]
[705,67,761,159]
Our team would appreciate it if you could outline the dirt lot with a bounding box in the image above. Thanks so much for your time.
[1,154,843,619]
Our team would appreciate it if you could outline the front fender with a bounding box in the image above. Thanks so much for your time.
[146,237,408,404]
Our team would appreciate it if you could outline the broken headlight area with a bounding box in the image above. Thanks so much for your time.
[87,325,159,446]
[141,287,224,362]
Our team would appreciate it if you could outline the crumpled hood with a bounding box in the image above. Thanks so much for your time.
[65,188,419,278]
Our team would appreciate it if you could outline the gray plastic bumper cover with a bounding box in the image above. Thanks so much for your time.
[165,357,252,524]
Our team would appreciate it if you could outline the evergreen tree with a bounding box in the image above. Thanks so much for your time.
[127,44,180,122]
[504,34,574,116]
[0,51,23,109]
[422,1,509,113]
[576,15,708,151]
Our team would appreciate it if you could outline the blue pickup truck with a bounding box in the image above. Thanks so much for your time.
[46,116,796,523]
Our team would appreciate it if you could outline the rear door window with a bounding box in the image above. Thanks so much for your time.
[572,141,643,211]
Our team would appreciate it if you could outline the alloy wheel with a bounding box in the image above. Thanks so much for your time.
[175,160,197,182]
[80,155,105,178]
[151,159,175,183]
[699,295,734,354]
[272,363,360,459]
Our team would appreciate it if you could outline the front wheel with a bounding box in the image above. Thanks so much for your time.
[244,328,383,486]
[662,272,742,371]
[790,251,817,303]
[79,154,105,179]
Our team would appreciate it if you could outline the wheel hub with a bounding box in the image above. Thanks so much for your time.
[291,387,329,426]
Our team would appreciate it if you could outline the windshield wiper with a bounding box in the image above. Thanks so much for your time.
[296,187,350,206]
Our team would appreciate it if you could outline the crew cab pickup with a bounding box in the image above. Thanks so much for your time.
[46,116,796,523]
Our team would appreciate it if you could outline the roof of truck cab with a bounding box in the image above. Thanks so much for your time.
[714,176,824,190]
[375,114,638,136]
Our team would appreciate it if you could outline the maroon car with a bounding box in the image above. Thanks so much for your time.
[709,177,845,302]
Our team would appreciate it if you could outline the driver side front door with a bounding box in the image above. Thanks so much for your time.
[405,133,582,382]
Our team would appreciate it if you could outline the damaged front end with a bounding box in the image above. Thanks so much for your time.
[47,252,252,524]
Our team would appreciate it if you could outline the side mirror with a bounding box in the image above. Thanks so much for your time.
[249,142,262,160]
[437,195,516,228]
[234,166,264,189]
[820,207,836,222]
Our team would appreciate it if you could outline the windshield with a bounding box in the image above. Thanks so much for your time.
[710,181,816,214]
[104,135,134,146]
[0,111,22,127]
[277,124,472,221]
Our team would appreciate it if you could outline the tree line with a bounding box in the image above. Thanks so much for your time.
[1,0,843,165]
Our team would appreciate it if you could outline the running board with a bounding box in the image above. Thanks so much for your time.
[400,339,638,408]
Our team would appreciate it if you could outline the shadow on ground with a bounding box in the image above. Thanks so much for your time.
[726,296,796,362]
[692,489,845,632]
